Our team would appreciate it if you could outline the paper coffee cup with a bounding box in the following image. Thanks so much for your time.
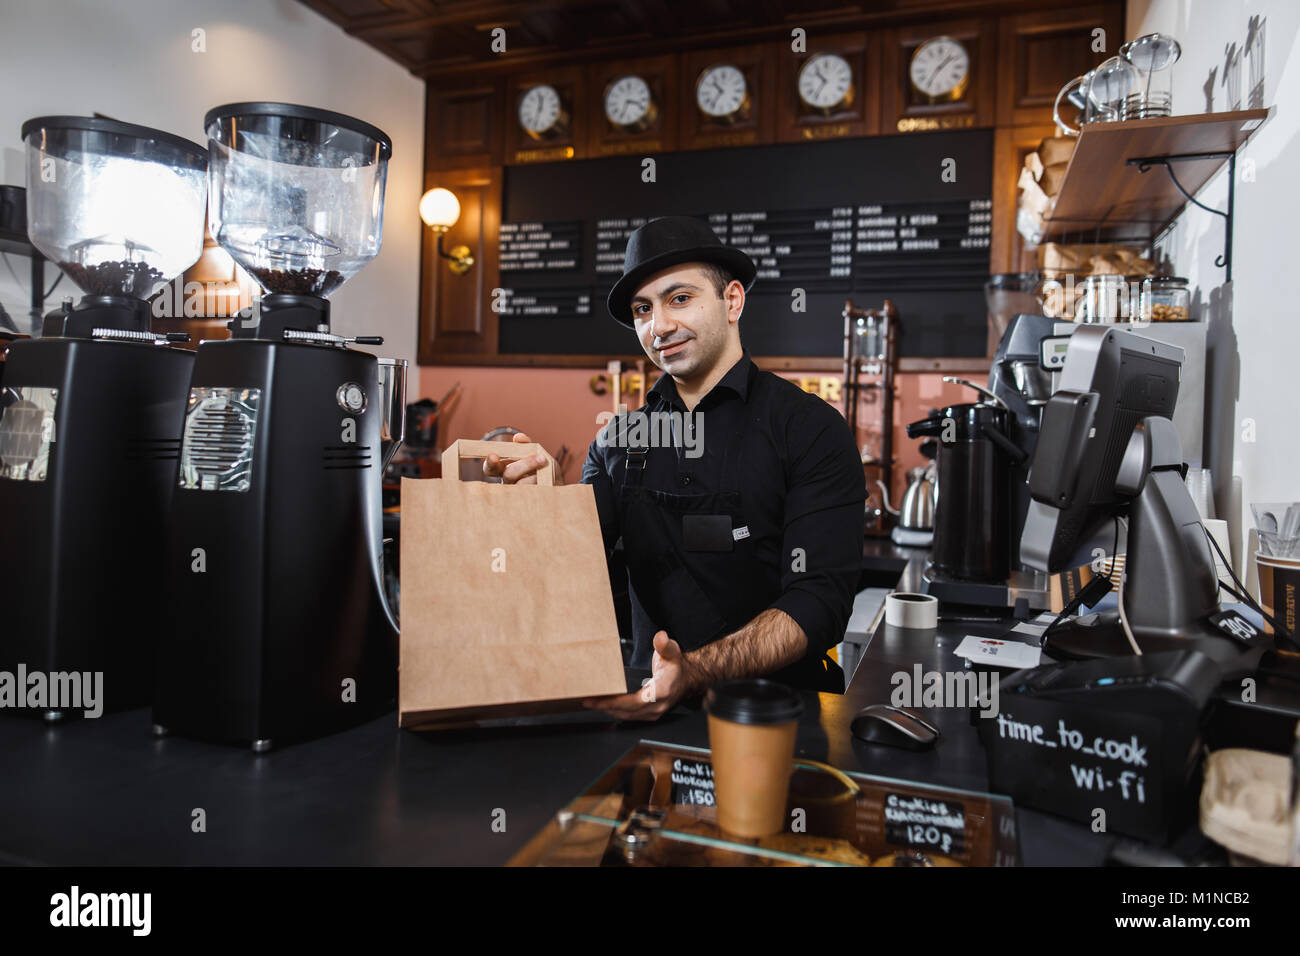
[705,679,803,838]
[1256,552,1300,637]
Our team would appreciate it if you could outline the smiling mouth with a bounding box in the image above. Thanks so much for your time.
[658,340,689,357]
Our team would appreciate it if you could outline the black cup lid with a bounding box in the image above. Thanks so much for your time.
[705,679,804,725]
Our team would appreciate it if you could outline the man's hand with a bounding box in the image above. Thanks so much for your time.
[482,431,554,484]
[583,631,695,721]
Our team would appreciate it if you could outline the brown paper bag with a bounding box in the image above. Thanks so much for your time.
[398,439,627,728]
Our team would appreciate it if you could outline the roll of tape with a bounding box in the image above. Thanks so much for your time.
[885,591,938,629]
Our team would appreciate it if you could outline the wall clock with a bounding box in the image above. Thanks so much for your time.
[518,84,567,139]
[696,64,750,122]
[797,52,854,113]
[909,36,971,103]
[604,75,657,132]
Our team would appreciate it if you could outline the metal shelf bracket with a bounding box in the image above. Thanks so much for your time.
[1127,150,1236,282]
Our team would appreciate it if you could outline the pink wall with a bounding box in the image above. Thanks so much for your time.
[417,364,982,499]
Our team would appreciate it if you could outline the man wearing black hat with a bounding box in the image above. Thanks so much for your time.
[486,215,865,720]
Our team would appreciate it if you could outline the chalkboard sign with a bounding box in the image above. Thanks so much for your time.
[978,694,1193,842]
[497,129,993,359]
[883,792,967,856]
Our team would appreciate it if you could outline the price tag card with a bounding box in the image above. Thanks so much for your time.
[954,635,1042,669]
[883,792,967,856]
[668,757,716,808]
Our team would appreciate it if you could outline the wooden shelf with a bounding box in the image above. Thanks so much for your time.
[1043,108,1271,243]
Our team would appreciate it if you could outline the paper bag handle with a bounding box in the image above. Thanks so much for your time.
[444,438,557,486]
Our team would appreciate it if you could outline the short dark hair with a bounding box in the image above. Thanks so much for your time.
[697,262,733,298]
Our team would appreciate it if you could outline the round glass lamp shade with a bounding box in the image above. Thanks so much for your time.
[419,188,461,230]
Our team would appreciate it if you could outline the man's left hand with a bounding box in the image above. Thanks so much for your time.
[583,631,694,721]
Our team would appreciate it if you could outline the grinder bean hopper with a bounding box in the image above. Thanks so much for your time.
[0,117,206,718]
[153,103,406,750]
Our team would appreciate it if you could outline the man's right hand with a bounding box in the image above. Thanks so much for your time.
[482,431,553,484]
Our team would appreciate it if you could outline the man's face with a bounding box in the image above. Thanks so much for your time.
[629,263,740,381]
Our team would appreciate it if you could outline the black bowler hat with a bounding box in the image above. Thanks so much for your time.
[606,215,757,327]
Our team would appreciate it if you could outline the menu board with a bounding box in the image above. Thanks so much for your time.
[497,130,994,358]
[498,220,583,273]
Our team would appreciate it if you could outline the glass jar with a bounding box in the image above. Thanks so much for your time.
[1083,56,1140,124]
[1077,274,1138,323]
[1139,276,1191,323]
[1120,33,1181,119]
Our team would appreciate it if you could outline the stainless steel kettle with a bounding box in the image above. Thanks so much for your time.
[877,463,936,531]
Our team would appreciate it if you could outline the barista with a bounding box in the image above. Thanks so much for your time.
[487,216,866,720]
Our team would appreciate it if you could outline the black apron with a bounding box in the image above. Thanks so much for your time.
[616,405,844,694]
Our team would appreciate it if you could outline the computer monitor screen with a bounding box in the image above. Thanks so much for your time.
[1020,325,1183,573]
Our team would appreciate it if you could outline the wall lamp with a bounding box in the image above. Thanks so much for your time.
[419,187,474,276]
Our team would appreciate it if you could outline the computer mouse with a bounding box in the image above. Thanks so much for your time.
[850,704,940,751]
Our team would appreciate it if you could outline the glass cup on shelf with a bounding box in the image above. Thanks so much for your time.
[1120,33,1181,120]
[1083,56,1140,124]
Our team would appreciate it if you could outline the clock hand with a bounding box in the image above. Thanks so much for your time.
[928,55,956,87]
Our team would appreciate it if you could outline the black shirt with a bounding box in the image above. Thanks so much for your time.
[581,351,866,688]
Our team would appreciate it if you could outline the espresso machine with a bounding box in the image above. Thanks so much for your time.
[153,103,405,751]
[0,117,206,718]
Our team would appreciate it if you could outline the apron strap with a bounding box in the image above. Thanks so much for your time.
[623,447,649,488]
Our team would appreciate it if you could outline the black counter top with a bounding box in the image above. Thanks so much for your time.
[0,556,1154,867]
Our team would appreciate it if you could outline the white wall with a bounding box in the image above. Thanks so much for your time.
[1128,0,1300,565]
[0,0,424,387]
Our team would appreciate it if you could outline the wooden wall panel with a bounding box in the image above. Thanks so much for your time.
[776,32,879,143]
[880,19,997,134]
[503,65,587,165]
[414,3,1127,365]
[678,43,777,151]
[990,121,1058,276]
[586,54,679,156]
[995,3,1126,128]
[418,166,502,363]
[426,82,502,169]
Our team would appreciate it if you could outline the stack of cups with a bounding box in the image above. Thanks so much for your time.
[1256,554,1299,637]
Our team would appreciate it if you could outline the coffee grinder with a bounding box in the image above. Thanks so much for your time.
[153,103,405,751]
[0,117,206,717]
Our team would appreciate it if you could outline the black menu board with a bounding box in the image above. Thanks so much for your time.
[497,129,993,358]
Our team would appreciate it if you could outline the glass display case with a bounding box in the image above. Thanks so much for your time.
[509,741,1019,867]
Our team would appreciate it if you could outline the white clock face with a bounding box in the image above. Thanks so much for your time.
[696,65,748,118]
[519,84,562,135]
[798,53,853,111]
[604,75,654,128]
[910,37,970,98]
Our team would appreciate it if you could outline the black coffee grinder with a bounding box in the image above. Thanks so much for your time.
[153,103,405,751]
[0,117,206,719]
